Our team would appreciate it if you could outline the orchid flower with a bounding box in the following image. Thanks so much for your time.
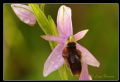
[41,5,100,80]
[11,4,36,26]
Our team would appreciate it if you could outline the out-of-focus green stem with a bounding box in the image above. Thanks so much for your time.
[58,64,68,80]
[29,4,68,80]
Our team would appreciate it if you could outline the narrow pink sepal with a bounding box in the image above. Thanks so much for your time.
[57,5,73,38]
[79,62,92,80]
[11,4,36,26]
[76,43,100,67]
[41,35,66,43]
[43,44,65,77]
[74,29,89,41]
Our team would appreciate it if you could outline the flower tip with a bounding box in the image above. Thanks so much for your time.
[40,35,44,38]
[59,5,71,13]
[40,35,46,40]
[43,72,48,77]
[84,29,89,33]
[11,4,20,8]
[11,4,17,10]
[94,61,100,68]
[43,68,49,77]
[60,5,68,9]
[89,75,92,80]
[11,4,14,7]
[96,62,100,68]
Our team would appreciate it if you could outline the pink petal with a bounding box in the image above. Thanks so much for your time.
[79,62,92,80]
[11,4,36,26]
[57,5,73,38]
[76,43,100,67]
[41,35,66,43]
[74,29,89,41]
[43,44,65,77]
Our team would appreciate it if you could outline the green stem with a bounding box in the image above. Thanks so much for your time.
[58,64,68,80]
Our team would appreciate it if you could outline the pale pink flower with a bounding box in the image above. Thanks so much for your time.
[41,5,100,80]
[11,4,36,26]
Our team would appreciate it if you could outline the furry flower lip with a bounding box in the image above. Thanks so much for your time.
[63,42,82,76]
[41,5,100,80]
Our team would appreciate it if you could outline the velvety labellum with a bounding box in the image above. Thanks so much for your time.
[63,42,82,76]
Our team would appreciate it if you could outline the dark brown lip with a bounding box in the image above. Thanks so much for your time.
[63,42,82,76]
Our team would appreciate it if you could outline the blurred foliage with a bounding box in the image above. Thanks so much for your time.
[3,4,118,80]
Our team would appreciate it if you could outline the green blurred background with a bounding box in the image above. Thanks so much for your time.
[3,4,118,80]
